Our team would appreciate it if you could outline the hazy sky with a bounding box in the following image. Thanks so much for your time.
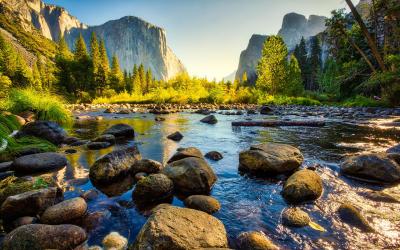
[43,0,348,79]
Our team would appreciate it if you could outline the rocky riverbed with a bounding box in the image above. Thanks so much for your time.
[0,105,400,249]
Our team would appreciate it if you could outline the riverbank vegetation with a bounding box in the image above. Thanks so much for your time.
[0,0,398,109]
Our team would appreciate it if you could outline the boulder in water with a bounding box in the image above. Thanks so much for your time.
[237,231,279,250]
[341,153,400,183]
[205,151,223,161]
[132,205,228,249]
[163,157,217,195]
[102,124,135,139]
[12,153,68,174]
[281,207,311,227]
[131,159,163,175]
[167,131,183,141]
[132,174,174,203]
[200,115,218,124]
[40,197,87,224]
[89,146,141,185]
[239,143,303,176]
[184,195,221,214]
[282,169,323,203]
[2,224,87,250]
[167,147,203,164]
[337,203,374,232]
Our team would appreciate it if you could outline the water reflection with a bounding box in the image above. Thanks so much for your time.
[55,112,400,249]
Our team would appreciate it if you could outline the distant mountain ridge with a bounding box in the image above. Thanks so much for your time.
[235,12,327,82]
[0,0,186,80]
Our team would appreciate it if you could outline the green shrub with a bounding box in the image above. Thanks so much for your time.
[341,95,388,107]
[4,88,72,125]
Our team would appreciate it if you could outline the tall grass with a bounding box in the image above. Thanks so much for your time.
[4,88,72,125]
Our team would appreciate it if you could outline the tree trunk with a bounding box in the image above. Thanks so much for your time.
[345,0,387,72]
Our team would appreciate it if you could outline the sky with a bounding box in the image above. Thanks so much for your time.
[43,0,348,80]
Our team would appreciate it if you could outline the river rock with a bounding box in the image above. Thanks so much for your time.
[205,151,223,161]
[12,216,38,229]
[282,169,323,203]
[167,131,183,141]
[1,187,63,222]
[102,124,135,139]
[133,174,173,202]
[0,161,12,172]
[337,203,374,232]
[87,141,112,150]
[2,224,87,250]
[12,153,68,174]
[239,143,303,175]
[132,205,228,249]
[184,195,221,214]
[131,159,163,175]
[103,232,128,250]
[260,106,273,114]
[93,134,116,145]
[41,197,87,224]
[89,146,141,184]
[237,231,279,250]
[167,147,204,164]
[281,207,311,227]
[387,144,400,154]
[163,157,217,195]
[17,121,67,145]
[341,153,400,183]
[200,115,218,124]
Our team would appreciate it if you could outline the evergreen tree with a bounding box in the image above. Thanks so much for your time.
[90,32,101,92]
[307,36,322,91]
[256,35,289,94]
[74,34,89,61]
[241,72,248,86]
[72,34,92,96]
[287,55,304,95]
[145,68,153,93]
[12,55,33,88]
[293,37,308,87]
[109,55,124,92]
[32,61,42,89]
[132,64,141,94]
[55,35,75,95]
[98,40,110,94]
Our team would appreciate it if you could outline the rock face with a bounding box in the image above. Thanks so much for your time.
[0,0,186,81]
[17,121,67,145]
[235,34,268,82]
[2,224,87,250]
[40,197,87,224]
[282,169,323,203]
[341,153,400,183]
[235,13,326,83]
[0,0,86,42]
[163,157,217,195]
[239,143,303,176]
[12,153,68,174]
[65,16,186,80]
[132,205,228,249]
[278,13,326,50]
[89,146,141,184]
[1,187,63,222]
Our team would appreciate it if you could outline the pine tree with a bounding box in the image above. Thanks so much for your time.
[256,35,289,94]
[145,68,153,93]
[287,55,304,95]
[293,37,308,87]
[307,36,322,91]
[32,61,42,89]
[90,32,101,93]
[137,64,145,95]
[109,55,124,92]
[74,34,89,61]
[55,35,75,95]
[98,40,110,94]
[72,34,92,96]
[132,64,141,94]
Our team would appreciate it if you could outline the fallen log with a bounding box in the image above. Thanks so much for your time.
[232,120,326,127]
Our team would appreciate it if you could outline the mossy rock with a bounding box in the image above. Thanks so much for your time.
[0,175,57,205]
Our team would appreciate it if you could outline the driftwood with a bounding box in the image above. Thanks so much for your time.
[232,120,326,127]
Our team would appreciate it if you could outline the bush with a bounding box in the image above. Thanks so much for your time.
[4,88,72,125]
[341,95,388,107]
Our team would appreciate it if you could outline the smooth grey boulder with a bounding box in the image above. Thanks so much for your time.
[167,147,203,164]
[102,124,135,139]
[41,197,87,224]
[87,141,112,150]
[17,121,67,145]
[131,159,163,175]
[200,115,218,124]
[341,153,400,183]
[205,151,223,161]
[167,131,183,141]
[12,153,68,174]
[133,174,174,202]
[239,143,303,176]
[93,134,116,145]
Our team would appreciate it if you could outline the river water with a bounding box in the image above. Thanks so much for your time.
[59,111,400,249]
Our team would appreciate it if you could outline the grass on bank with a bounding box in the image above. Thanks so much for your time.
[2,88,72,125]
[0,114,57,162]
